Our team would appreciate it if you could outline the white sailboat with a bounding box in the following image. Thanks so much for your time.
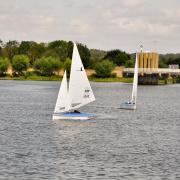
[120,52,138,110]
[53,43,95,120]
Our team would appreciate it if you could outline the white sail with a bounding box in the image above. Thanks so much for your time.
[69,43,95,110]
[54,71,70,113]
[131,53,138,103]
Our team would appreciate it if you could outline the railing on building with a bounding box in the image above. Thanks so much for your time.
[124,68,180,75]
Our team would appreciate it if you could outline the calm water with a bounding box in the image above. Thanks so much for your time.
[0,80,180,180]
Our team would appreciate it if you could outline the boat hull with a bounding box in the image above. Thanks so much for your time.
[119,102,136,110]
[52,112,95,120]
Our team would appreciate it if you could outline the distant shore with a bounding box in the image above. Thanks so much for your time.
[0,76,179,84]
[0,75,133,83]
[0,66,134,82]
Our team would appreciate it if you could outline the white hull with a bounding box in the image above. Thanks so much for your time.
[52,115,94,120]
[120,102,136,110]
[52,112,95,120]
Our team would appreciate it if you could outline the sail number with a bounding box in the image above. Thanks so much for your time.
[84,88,90,98]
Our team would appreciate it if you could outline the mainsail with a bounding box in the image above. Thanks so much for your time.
[131,53,138,103]
[54,71,70,113]
[68,43,95,110]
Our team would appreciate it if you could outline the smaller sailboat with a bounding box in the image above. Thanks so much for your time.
[53,43,95,120]
[120,52,138,110]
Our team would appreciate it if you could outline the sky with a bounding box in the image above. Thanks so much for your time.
[0,0,180,53]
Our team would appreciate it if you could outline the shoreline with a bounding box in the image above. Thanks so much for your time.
[0,75,133,83]
[0,76,179,84]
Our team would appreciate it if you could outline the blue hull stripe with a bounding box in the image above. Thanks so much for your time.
[54,112,95,117]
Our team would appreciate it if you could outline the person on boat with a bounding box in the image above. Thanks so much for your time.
[74,110,80,113]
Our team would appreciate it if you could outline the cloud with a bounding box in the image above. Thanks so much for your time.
[110,17,177,36]
[0,0,179,53]
[123,0,147,7]
[69,20,94,35]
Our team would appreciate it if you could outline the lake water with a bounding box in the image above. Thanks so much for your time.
[0,80,180,180]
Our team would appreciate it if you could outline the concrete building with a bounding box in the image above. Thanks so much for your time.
[137,51,159,69]
[124,50,180,85]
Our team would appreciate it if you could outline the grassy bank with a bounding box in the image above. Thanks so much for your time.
[89,76,133,83]
[0,75,62,81]
[0,74,133,83]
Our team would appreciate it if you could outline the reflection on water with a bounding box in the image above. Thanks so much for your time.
[0,80,180,180]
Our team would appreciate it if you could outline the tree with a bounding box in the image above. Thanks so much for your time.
[89,49,106,68]
[168,57,180,66]
[0,58,9,76]
[159,57,168,68]
[18,41,31,55]
[12,55,29,75]
[48,40,68,61]
[29,42,46,64]
[67,41,73,59]
[104,50,130,66]
[77,43,91,68]
[63,58,71,78]
[0,39,3,57]
[95,60,115,78]
[4,40,19,60]
[34,56,62,76]
[125,59,134,68]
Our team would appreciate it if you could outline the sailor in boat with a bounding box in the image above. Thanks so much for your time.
[125,102,135,105]
[74,110,80,113]
[77,67,83,71]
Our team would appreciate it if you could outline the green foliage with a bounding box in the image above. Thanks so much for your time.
[167,57,180,66]
[29,42,46,64]
[48,40,68,61]
[159,54,180,67]
[89,49,107,68]
[0,58,9,76]
[104,50,130,66]
[95,60,115,78]
[0,39,3,57]
[18,41,46,65]
[34,56,62,76]
[18,41,31,55]
[89,76,132,83]
[12,55,29,75]
[1,39,180,80]
[77,43,91,68]
[159,59,168,68]
[67,41,73,59]
[4,40,19,60]
[63,58,71,78]
[125,59,134,68]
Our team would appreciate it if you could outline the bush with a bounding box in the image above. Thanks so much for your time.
[110,73,117,78]
[34,56,62,76]
[0,58,9,76]
[63,58,71,78]
[12,55,29,75]
[95,60,115,78]
[23,71,35,79]
[125,59,134,68]
[104,50,130,66]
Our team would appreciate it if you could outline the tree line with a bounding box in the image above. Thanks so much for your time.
[159,54,180,68]
[0,39,179,78]
[0,39,131,78]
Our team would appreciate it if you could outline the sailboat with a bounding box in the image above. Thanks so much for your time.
[53,43,95,120]
[120,52,138,110]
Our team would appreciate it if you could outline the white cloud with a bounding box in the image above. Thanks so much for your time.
[110,17,177,36]
[123,0,147,7]
[0,0,179,53]
[69,20,94,35]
